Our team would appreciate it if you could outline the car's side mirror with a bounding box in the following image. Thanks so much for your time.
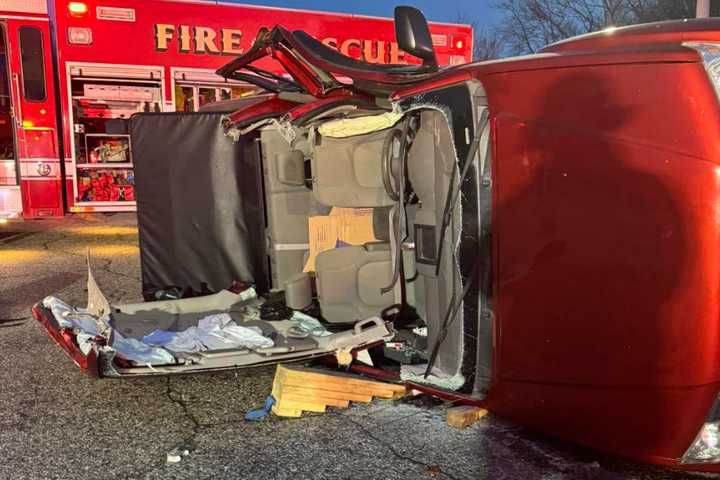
[394,5,438,67]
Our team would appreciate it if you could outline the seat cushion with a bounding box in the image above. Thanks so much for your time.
[315,245,395,323]
[312,129,395,208]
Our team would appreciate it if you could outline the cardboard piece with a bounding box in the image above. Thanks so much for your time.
[303,207,377,272]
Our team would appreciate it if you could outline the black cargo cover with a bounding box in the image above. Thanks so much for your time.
[130,112,268,295]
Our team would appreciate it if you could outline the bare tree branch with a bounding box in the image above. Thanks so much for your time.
[456,14,505,60]
[491,0,711,56]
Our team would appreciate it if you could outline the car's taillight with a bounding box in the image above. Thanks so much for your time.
[683,42,720,101]
[682,395,720,463]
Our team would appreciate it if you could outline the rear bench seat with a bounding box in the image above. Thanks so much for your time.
[312,129,398,323]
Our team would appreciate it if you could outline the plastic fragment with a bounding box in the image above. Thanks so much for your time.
[245,395,276,421]
[166,448,189,464]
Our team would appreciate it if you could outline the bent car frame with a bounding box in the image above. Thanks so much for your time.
[32,5,720,472]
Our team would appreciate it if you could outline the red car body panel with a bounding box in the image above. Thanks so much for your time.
[285,95,378,124]
[32,304,100,378]
[225,94,301,127]
[428,25,720,470]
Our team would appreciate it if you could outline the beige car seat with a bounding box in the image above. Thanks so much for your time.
[315,243,395,324]
[312,128,400,323]
[311,129,396,208]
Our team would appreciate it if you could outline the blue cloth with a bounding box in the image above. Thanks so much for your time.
[142,330,178,346]
[245,395,276,421]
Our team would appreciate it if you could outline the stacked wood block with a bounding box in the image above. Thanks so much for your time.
[271,364,407,417]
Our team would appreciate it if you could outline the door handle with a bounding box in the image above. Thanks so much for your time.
[12,73,22,128]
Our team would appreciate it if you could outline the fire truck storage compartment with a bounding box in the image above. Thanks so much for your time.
[69,65,162,209]
[172,68,260,112]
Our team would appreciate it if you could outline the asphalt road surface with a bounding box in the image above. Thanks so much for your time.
[0,214,714,480]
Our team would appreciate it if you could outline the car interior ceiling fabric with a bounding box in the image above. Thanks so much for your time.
[130,112,269,295]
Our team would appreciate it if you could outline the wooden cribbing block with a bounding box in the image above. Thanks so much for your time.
[271,364,406,417]
[446,405,488,430]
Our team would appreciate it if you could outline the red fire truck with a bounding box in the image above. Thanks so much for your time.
[0,0,471,219]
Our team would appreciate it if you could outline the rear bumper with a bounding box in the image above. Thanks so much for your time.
[31,304,100,378]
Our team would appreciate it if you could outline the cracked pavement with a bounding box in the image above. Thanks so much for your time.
[0,213,716,480]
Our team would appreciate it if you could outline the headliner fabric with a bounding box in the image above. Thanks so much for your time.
[130,112,269,295]
[317,112,402,138]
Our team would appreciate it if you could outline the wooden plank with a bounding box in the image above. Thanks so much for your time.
[278,393,350,409]
[274,385,373,403]
[276,365,406,394]
[272,405,303,417]
[275,377,401,397]
[275,378,399,399]
[274,399,327,413]
[446,406,488,430]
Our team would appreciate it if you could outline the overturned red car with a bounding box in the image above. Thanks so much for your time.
[33,5,720,472]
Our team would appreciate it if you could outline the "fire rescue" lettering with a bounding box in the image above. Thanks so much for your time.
[154,24,244,55]
[154,23,406,63]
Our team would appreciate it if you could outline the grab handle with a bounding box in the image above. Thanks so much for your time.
[354,317,383,335]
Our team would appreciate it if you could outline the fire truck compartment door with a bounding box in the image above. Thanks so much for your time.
[68,65,163,80]
[130,112,269,295]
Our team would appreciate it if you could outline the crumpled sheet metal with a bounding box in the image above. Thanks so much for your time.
[85,252,114,341]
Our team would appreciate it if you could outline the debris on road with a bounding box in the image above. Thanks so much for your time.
[270,364,406,417]
[446,405,488,430]
[245,395,276,422]
[425,465,442,477]
[166,448,189,464]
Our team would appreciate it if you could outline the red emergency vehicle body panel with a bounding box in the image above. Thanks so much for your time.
[47,0,471,213]
[0,5,63,218]
[396,25,720,470]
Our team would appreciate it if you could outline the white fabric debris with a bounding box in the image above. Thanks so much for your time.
[42,296,176,366]
[142,312,274,353]
[147,327,206,353]
[76,332,95,356]
[197,313,234,331]
[400,364,465,391]
[412,326,428,337]
[198,324,272,350]
[289,311,331,337]
[43,296,97,334]
[111,336,176,365]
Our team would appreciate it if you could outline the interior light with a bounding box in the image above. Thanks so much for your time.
[68,2,89,17]
[0,218,8,225]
